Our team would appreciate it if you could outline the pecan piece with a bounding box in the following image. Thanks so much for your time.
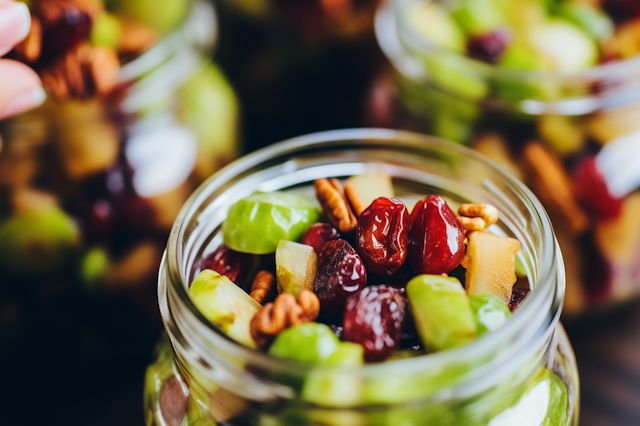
[458,203,499,232]
[250,290,320,346]
[250,271,274,305]
[314,178,357,233]
[523,142,589,234]
[13,16,42,63]
[344,181,366,217]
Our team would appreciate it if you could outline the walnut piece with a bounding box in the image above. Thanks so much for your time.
[458,203,499,232]
[250,290,320,346]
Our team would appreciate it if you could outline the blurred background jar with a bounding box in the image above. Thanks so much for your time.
[371,0,640,316]
[0,0,239,423]
[214,0,383,151]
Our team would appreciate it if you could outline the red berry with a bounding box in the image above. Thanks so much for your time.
[356,197,409,276]
[201,245,255,284]
[301,223,340,253]
[39,6,93,60]
[467,29,511,64]
[314,240,367,312]
[509,288,530,312]
[343,285,407,362]
[574,157,623,220]
[408,195,467,275]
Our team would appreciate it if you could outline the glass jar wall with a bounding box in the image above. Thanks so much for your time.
[0,0,239,422]
[144,129,579,425]
[373,0,640,316]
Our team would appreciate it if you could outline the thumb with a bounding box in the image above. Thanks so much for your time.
[0,1,32,57]
[0,59,45,119]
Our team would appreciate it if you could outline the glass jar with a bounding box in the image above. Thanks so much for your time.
[373,0,640,315]
[0,0,239,418]
[145,128,579,426]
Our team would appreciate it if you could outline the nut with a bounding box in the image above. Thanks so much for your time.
[249,271,274,305]
[250,290,320,346]
[344,181,366,217]
[458,203,499,232]
[523,142,589,234]
[314,178,357,233]
[13,16,42,63]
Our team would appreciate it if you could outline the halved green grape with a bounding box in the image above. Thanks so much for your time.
[406,274,476,352]
[223,192,320,254]
[189,270,262,348]
[269,323,340,364]
[275,240,317,296]
[469,294,512,336]
[90,12,122,48]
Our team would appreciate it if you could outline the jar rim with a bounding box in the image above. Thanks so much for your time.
[380,0,640,82]
[162,128,562,387]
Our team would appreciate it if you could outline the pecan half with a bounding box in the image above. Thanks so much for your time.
[523,142,589,234]
[250,290,320,346]
[458,203,498,232]
[315,178,357,233]
[344,181,366,217]
[249,271,274,305]
[13,16,42,63]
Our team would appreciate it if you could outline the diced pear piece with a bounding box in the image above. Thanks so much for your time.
[275,240,318,296]
[189,270,262,348]
[406,2,466,53]
[345,172,394,211]
[462,232,520,304]
[406,274,476,352]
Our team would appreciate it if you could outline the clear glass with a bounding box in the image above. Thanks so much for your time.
[145,128,579,425]
[374,0,640,315]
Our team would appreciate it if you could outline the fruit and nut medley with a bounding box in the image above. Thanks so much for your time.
[410,0,640,71]
[189,172,532,362]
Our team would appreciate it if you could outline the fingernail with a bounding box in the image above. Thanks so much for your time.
[1,86,46,119]
[0,2,31,53]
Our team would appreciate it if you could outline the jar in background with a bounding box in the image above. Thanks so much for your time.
[373,0,640,315]
[145,129,579,426]
[0,0,239,421]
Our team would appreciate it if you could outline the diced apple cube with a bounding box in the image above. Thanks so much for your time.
[345,172,394,212]
[276,240,318,296]
[462,232,520,303]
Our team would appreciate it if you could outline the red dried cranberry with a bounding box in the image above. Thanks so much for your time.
[39,6,93,60]
[509,288,531,312]
[574,156,623,220]
[603,0,640,23]
[301,223,340,253]
[314,240,367,312]
[201,245,255,284]
[467,28,511,64]
[408,195,467,275]
[343,285,407,362]
[356,197,409,276]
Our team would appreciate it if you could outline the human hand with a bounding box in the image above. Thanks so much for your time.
[0,0,45,120]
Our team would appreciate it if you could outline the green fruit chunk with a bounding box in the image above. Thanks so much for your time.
[223,192,319,254]
[90,12,122,48]
[79,246,111,292]
[407,2,465,53]
[115,0,189,33]
[301,342,364,407]
[0,208,79,277]
[275,240,317,296]
[451,0,505,35]
[556,2,613,42]
[406,274,476,352]
[189,270,262,348]
[469,294,511,336]
[269,323,340,364]
[425,56,489,101]
[488,368,568,425]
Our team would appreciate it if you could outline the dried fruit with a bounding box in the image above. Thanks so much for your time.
[509,288,530,312]
[408,195,467,275]
[314,240,367,312]
[301,223,340,253]
[37,0,96,59]
[201,244,255,284]
[357,197,409,276]
[343,285,407,362]
[462,231,521,304]
[467,29,510,63]
[574,156,623,220]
